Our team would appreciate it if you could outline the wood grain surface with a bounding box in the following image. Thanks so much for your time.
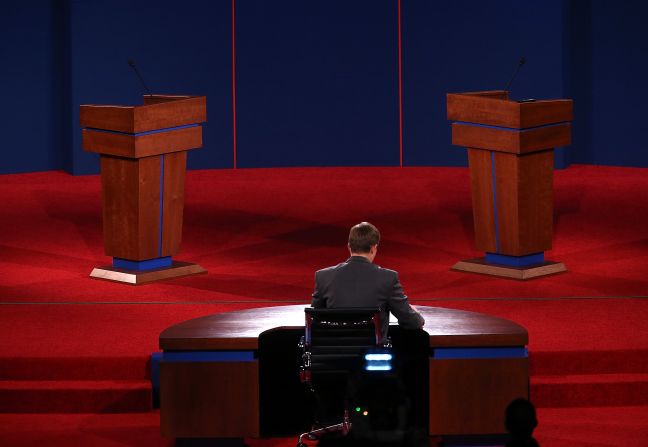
[447,93,520,128]
[452,258,567,280]
[133,96,206,133]
[159,305,528,351]
[161,152,186,256]
[90,261,206,285]
[467,149,497,253]
[161,361,259,437]
[447,91,572,129]
[429,357,529,434]
[452,122,571,154]
[80,95,206,134]
[159,304,529,438]
[494,150,554,255]
[100,156,161,260]
[82,125,202,158]
[80,105,136,133]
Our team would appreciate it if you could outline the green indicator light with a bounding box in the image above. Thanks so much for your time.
[355,407,361,412]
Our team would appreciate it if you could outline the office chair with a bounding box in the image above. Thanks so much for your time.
[297,307,391,447]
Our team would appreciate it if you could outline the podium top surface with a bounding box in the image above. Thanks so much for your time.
[80,95,206,134]
[447,90,572,129]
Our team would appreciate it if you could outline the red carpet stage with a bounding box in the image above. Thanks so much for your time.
[1,166,648,445]
[2,165,648,302]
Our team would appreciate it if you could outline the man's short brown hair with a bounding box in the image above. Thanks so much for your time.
[348,222,380,253]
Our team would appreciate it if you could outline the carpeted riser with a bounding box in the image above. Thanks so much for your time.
[7,350,646,380]
[530,350,648,376]
[530,350,648,408]
[531,380,648,408]
[4,365,647,413]
[2,407,648,447]
[0,382,152,413]
[1,349,647,412]
[0,356,150,381]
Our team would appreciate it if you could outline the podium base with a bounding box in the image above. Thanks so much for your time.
[452,258,566,280]
[90,261,207,285]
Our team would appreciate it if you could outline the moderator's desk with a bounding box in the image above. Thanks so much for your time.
[159,305,528,438]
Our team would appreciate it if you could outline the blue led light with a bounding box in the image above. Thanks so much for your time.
[364,353,393,361]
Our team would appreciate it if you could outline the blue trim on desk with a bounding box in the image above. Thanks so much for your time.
[431,347,528,359]
[84,123,199,137]
[161,351,257,362]
[151,352,162,408]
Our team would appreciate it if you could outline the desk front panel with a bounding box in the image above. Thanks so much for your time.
[161,360,259,438]
[159,305,529,439]
[429,357,529,435]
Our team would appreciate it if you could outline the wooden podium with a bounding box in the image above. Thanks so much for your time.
[80,95,207,285]
[447,90,572,280]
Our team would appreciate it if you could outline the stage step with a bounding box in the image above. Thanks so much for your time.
[0,380,152,413]
[0,356,150,381]
[530,349,648,376]
[531,373,648,408]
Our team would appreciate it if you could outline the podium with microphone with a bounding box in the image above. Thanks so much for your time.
[447,90,573,279]
[80,94,207,284]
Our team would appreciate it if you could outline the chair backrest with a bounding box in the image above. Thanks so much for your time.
[302,307,385,379]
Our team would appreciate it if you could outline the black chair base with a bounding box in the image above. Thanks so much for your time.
[297,409,351,447]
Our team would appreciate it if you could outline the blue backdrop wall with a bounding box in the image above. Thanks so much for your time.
[2,0,648,175]
[402,0,566,167]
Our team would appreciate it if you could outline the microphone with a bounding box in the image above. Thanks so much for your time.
[504,56,526,93]
[127,59,153,97]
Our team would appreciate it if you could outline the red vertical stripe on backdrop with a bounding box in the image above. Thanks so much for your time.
[232,0,238,169]
[397,0,403,167]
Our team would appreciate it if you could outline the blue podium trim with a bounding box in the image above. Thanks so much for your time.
[490,151,500,253]
[158,154,165,257]
[161,351,257,362]
[432,347,528,360]
[113,256,172,271]
[486,252,544,267]
[84,123,199,137]
[453,121,569,132]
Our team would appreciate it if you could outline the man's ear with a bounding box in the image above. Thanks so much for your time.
[368,245,378,262]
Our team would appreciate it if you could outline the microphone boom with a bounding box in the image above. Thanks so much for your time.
[128,59,153,97]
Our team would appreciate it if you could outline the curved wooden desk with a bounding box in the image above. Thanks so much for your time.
[159,305,528,438]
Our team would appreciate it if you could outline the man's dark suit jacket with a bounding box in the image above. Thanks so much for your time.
[311,256,425,339]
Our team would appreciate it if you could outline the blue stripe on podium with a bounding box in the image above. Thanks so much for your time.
[453,121,569,132]
[158,154,165,257]
[486,252,544,267]
[83,123,199,137]
[113,256,172,271]
[490,151,501,253]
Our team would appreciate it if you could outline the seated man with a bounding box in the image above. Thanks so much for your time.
[311,222,424,339]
